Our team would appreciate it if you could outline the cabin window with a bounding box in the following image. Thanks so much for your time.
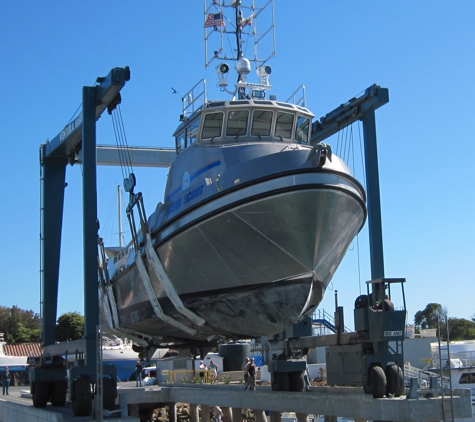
[251,110,272,137]
[459,373,475,384]
[176,131,185,154]
[187,118,200,145]
[201,112,223,139]
[295,116,310,144]
[275,112,294,139]
[226,110,249,137]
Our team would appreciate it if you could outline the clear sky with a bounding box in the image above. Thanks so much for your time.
[1,1,474,331]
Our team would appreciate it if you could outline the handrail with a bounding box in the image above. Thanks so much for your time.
[285,85,306,107]
[312,309,352,333]
[182,79,207,118]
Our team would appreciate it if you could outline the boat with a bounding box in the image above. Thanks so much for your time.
[100,336,169,381]
[98,0,366,351]
[429,340,475,421]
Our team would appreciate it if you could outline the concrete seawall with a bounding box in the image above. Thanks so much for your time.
[0,400,62,422]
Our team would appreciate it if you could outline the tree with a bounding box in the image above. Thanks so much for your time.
[55,312,84,342]
[0,305,41,343]
[10,323,40,343]
[414,303,447,332]
[448,318,475,341]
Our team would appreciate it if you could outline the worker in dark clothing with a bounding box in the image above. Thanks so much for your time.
[135,361,143,387]
[2,367,10,395]
[383,295,394,311]
[247,358,256,390]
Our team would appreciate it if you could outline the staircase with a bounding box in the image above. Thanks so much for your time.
[312,309,351,334]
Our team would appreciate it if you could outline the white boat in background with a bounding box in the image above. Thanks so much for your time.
[430,341,475,421]
[101,336,169,381]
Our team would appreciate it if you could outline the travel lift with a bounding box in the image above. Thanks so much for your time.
[34,66,401,418]
[262,85,407,398]
[33,67,131,417]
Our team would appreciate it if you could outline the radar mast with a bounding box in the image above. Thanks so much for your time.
[203,0,275,69]
[204,0,275,100]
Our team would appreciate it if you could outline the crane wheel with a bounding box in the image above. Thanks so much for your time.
[72,376,92,417]
[370,366,387,398]
[385,364,404,397]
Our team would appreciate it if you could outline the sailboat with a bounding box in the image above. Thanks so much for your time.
[98,0,366,352]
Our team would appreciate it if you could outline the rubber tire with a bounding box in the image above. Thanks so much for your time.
[32,381,49,408]
[289,371,305,392]
[386,364,404,397]
[370,366,387,399]
[102,377,116,411]
[271,372,289,391]
[51,381,67,406]
[72,376,92,417]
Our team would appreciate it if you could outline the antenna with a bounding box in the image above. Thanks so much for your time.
[203,0,276,69]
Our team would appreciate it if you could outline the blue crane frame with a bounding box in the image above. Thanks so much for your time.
[39,67,130,378]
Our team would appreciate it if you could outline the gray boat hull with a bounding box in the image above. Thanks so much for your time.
[111,177,365,342]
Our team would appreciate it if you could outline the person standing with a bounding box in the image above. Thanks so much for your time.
[247,358,256,390]
[212,405,223,422]
[242,357,250,389]
[199,361,206,383]
[2,367,10,395]
[209,360,218,383]
[304,363,310,392]
[135,361,143,387]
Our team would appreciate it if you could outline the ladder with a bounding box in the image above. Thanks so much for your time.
[437,317,455,422]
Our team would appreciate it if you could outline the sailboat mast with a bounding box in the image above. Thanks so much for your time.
[117,184,123,247]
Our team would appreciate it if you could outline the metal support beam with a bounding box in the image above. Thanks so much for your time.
[311,84,389,145]
[43,67,130,160]
[95,145,175,168]
[82,85,99,376]
[40,155,68,346]
[362,110,385,281]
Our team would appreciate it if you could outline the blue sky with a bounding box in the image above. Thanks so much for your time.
[1,1,474,331]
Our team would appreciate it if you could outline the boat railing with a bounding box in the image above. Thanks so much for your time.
[312,309,351,334]
[430,350,475,369]
[182,79,207,119]
[285,85,306,107]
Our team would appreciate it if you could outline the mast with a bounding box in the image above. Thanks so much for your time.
[117,184,123,247]
[203,0,276,69]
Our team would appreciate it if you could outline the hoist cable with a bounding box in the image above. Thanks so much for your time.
[110,111,126,182]
[68,103,82,124]
[336,128,341,157]
[357,121,367,190]
[116,105,134,173]
[356,120,366,295]
[110,104,134,185]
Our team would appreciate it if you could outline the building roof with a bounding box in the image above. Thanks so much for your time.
[3,343,43,357]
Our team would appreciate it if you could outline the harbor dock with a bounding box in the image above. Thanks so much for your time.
[0,382,472,422]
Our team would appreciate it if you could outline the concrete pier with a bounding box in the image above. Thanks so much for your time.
[117,384,472,421]
[0,383,472,421]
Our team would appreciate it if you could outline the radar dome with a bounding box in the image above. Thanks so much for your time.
[236,58,251,75]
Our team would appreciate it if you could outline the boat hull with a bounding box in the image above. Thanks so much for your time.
[111,174,365,342]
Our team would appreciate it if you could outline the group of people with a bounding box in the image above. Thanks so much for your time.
[199,360,219,383]
[241,357,256,390]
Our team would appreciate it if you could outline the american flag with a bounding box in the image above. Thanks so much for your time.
[205,12,224,28]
